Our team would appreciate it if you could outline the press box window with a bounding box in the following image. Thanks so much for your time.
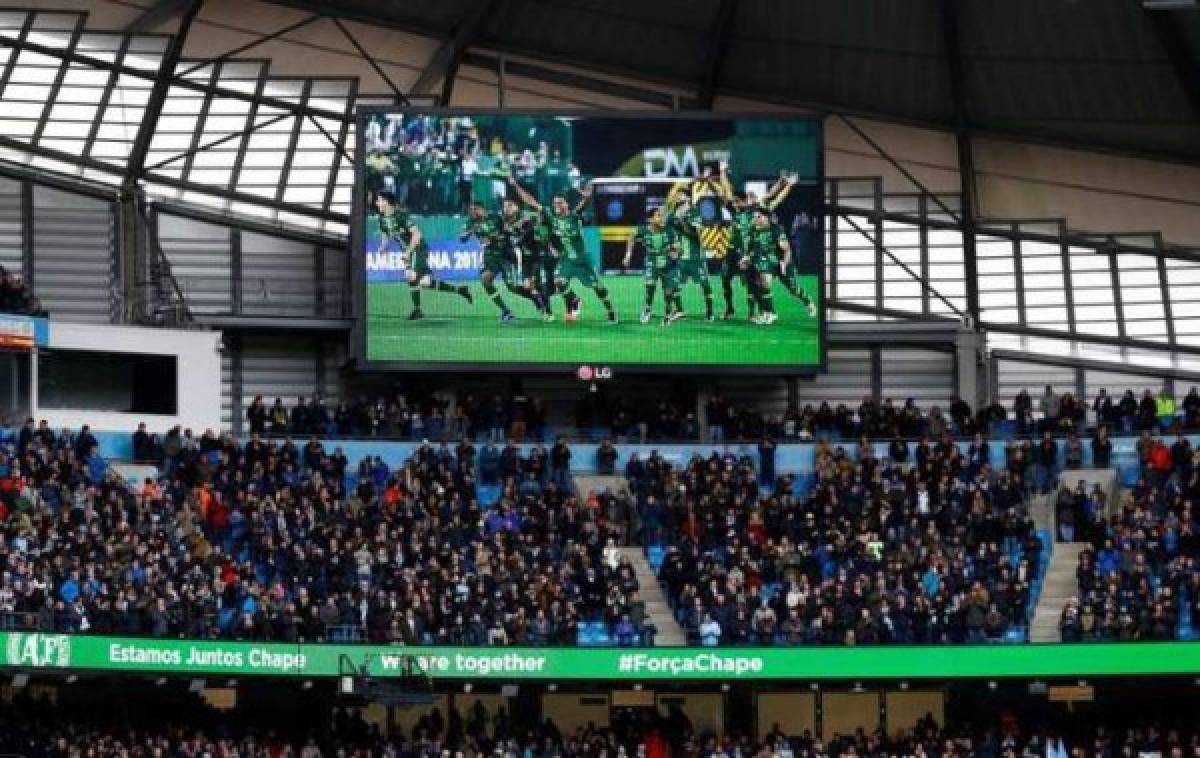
[37,349,178,415]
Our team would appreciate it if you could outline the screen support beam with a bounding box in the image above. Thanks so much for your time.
[332,17,410,106]
[408,0,503,104]
[696,0,738,109]
[939,0,981,325]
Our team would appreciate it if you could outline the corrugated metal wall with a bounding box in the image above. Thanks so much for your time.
[995,359,1077,409]
[32,185,114,323]
[322,245,349,318]
[1082,368,1166,401]
[717,376,789,419]
[240,336,322,409]
[241,231,316,317]
[796,349,872,406]
[881,348,955,407]
[0,177,23,274]
[157,213,233,316]
[221,345,235,430]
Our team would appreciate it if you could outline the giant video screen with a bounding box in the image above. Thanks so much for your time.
[356,110,823,372]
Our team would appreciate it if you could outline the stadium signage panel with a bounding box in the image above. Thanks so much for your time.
[6,634,1200,680]
[0,314,48,349]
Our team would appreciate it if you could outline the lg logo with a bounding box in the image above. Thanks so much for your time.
[576,365,613,381]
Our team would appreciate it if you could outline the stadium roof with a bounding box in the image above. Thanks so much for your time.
[270,0,1200,162]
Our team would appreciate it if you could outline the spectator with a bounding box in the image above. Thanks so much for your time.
[1064,432,1083,470]
[1034,430,1058,494]
[1093,388,1115,427]
[596,438,618,475]
[1091,424,1112,468]
[550,437,572,490]
[1184,386,1200,429]
[246,394,267,434]
[1156,388,1177,429]
[758,435,777,485]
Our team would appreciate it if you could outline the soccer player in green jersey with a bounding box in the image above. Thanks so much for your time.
[373,191,471,320]
[717,165,796,320]
[461,202,519,323]
[499,198,551,319]
[741,207,790,325]
[666,194,715,321]
[623,208,682,326]
[509,178,617,324]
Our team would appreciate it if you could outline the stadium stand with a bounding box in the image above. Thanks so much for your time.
[2,422,659,646]
[4,687,1200,757]
[10,379,1200,647]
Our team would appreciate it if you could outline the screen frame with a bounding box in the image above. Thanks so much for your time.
[351,106,826,376]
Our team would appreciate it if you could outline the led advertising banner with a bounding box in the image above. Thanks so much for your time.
[7,634,1200,681]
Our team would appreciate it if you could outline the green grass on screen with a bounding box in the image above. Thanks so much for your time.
[366,273,820,367]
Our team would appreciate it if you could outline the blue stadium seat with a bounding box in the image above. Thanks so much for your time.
[1004,626,1028,644]
[647,545,666,572]
[476,484,501,506]
[577,622,612,646]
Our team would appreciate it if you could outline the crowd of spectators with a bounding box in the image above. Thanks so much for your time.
[0,263,45,316]
[639,436,1041,646]
[237,382,1200,449]
[5,689,1200,758]
[2,419,655,646]
[1059,431,1200,642]
[362,113,581,216]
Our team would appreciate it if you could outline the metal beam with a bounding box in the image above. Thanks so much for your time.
[939,0,981,323]
[696,0,738,109]
[409,0,502,102]
[145,112,293,172]
[1142,4,1200,120]
[838,211,967,320]
[124,0,204,188]
[331,17,408,105]
[175,13,323,80]
[125,0,193,33]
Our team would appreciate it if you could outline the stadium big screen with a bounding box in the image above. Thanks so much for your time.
[356,110,824,372]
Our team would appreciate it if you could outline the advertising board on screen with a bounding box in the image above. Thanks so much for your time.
[354,109,824,373]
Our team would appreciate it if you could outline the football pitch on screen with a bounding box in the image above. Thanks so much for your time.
[366,273,821,367]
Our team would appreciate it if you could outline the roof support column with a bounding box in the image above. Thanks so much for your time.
[940,0,981,326]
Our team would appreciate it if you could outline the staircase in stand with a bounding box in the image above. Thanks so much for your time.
[616,546,687,646]
[1029,542,1088,642]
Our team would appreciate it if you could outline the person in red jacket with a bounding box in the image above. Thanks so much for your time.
[1149,438,1172,489]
